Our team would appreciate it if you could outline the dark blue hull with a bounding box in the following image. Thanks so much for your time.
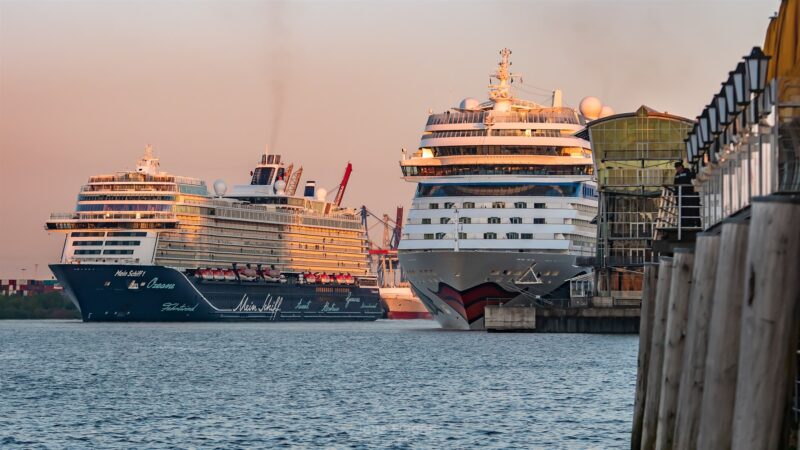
[50,264,384,322]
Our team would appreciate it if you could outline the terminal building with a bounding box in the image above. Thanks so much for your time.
[576,106,693,301]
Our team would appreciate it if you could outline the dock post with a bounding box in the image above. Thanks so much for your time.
[655,249,694,450]
[673,233,720,449]
[696,219,749,450]
[640,256,673,450]
[632,263,659,450]
[731,197,800,450]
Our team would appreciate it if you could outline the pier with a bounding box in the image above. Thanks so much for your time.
[631,9,800,447]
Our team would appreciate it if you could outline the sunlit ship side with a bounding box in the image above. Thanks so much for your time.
[398,49,598,330]
[46,147,384,321]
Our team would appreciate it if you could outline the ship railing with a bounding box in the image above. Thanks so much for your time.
[426,109,581,127]
[49,212,178,221]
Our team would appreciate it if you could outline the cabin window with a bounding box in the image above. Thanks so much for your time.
[534,218,546,224]
[458,232,468,239]
[534,203,546,209]
[458,217,471,224]
[429,203,439,209]
[492,201,506,209]
[488,217,501,224]
[440,217,451,224]
[483,232,497,239]
[421,218,431,224]
[521,233,533,239]
[444,202,455,209]
[510,217,522,224]
[514,202,527,209]
[462,202,475,209]
[424,234,434,240]
[435,233,446,240]
[506,232,520,239]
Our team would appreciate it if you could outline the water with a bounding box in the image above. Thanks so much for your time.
[0,320,637,449]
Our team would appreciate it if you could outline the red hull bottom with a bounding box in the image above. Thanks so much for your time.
[387,311,433,320]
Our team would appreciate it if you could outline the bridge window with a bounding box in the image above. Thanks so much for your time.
[73,241,103,246]
[74,249,101,255]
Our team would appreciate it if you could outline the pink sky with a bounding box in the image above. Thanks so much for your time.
[0,0,779,278]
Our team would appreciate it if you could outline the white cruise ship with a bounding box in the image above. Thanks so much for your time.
[398,49,598,330]
[45,146,384,322]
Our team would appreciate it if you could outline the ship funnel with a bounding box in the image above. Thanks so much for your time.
[304,181,316,198]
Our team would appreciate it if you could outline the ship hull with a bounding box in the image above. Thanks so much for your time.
[380,287,433,320]
[398,251,587,330]
[50,264,384,322]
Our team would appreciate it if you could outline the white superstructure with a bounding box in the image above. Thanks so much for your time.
[398,49,598,330]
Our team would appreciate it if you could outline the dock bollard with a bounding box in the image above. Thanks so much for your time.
[673,233,720,449]
[640,256,674,450]
[655,249,694,450]
[696,219,749,450]
[731,197,800,450]
[631,263,659,450]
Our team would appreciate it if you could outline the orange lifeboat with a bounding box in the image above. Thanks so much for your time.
[223,269,237,281]
[334,273,345,284]
[344,274,354,284]
[319,273,330,284]
[212,269,225,281]
[305,273,317,284]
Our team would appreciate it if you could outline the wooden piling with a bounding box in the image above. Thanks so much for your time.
[673,233,720,449]
[631,263,659,450]
[655,249,694,450]
[731,197,800,450]
[640,256,673,450]
[696,219,750,450]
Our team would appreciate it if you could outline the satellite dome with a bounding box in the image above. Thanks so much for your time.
[579,96,603,120]
[599,105,615,118]
[213,179,227,197]
[273,179,287,195]
[459,97,480,110]
[315,188,328,202]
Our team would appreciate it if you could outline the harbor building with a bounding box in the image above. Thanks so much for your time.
[576,106,693,301]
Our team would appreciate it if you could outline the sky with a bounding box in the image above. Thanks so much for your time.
[0,0,780,278]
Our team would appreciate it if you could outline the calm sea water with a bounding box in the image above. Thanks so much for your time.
[0,320,637,449]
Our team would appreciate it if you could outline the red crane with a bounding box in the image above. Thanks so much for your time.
[334,162,352,207]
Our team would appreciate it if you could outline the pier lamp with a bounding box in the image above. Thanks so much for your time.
[732,62,749,108]
[716,87,730,126]
[708,102,720,136]
[699,110,711,146]
[744,47,770,93]
[685,136,693,164]
[724,76,737,119]
[691,128,701,161]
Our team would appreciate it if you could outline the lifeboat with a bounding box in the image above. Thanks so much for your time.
[334,273,345,284]
[344,274,354,284]
[196,268,215,280]
[305,273,317,283]
[238,268,258,282]
[212,269,225,281]
[319,273,330,284]
[265,269,282,282]
[223,269,237,281]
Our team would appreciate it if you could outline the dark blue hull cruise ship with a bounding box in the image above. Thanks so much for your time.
[51,264,382,322]
[46,147,384,322]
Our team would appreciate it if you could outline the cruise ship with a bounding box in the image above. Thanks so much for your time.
[398,49,598,330]
[46,146,384,321]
